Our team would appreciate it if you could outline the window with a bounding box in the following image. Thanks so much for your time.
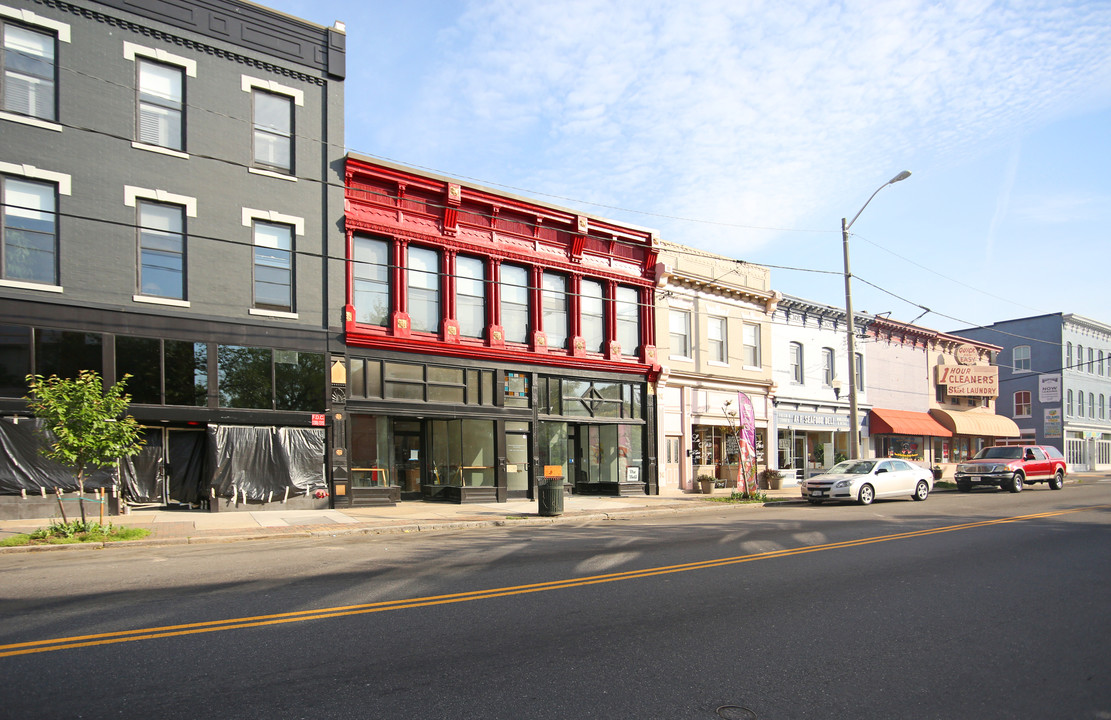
[708,316,727,363]
[1078,391,1085,417]
[253,221,293,312]
[0,324,31,397]
[1066,342,1072,368]
[3,23,55,121]
[790,342,803,383]
[136,59,183,150]
[822,347,835,386]
[407,246,439,333]
[742,322,760,367]
[1014,390,1031,417]
[500,264,529,344]
[455,256,485,338]
[2,175,57,284]
[580,279,604,353]
[1089,392,1095,419]
[1100,350,1105,376]
[542,272,568,349]
[138,200,185,300]
[669,309,691,358]
[1100,394,1106,421]
[353,236,390,326]
[1088,348,1095,373]
[1077,345,1084,372]
[1067,389,1074,416]
[1013,345,1031,372]
[855,352,864,390]
[252,89,292,173]
[614,286,639,355]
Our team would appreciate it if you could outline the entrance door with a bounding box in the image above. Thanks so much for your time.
[506,429,530,497]
[393,420,423,499]
[664,436,681,489]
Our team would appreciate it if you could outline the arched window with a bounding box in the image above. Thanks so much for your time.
[1013,345,1031,372]
[1067,389,1074,416]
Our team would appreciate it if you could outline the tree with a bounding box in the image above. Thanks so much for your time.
[25,370,145,522]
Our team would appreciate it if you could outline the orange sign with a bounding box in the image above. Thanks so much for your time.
[544,465,563,477]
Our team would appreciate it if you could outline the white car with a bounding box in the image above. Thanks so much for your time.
[803,459,933,505]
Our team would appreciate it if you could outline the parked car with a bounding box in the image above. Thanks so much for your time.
[953,445,1066,493]
[802,459,933,506]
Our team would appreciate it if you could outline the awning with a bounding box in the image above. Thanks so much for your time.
[869,408,952,437]
[928,409,1021,437]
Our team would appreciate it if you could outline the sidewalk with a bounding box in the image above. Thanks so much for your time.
[0,485,804,551]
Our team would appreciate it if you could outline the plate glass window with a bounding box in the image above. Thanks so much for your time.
[455,255,484,338]
[137,59,183,150]
[2,176,56,284]
[252,90,292,173]
[253,221,293,311]
[353,236,390,326]
[407,246,439,333]
[3,24,55,120]
[500,264,529,343]
[138,200,185,299]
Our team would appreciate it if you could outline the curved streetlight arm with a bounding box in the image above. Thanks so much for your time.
[845,171,912,231]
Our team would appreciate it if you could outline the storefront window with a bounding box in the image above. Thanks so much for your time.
[274,350,324,412]
[165,339,207,407]
[430,418,495,487]
[504,371,529,408]
[36,329,102,380]
[0,325,31,397]
[116,336,161,405]
[538,421,568,480]
[350,415,390,488]
[217,345,271,408]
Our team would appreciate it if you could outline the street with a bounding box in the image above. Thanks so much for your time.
[2,484,1110,719]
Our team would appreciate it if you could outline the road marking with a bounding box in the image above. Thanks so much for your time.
[2,504,1105,659]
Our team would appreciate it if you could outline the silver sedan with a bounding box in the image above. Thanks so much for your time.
[802,459,933,505]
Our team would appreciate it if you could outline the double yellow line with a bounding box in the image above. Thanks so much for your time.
[2,505,1103,659]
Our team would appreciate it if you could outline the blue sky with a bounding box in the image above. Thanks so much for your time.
[264,0,1111,331]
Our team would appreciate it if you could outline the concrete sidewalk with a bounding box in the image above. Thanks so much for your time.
[0,485,804,550]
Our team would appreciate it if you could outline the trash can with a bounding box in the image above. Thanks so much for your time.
[538,475,564,517]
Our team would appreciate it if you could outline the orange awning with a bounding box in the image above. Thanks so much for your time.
[869,408,952,437]
[928,409,1021,437]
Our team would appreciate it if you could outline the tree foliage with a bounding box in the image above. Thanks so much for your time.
[24,370,145,491]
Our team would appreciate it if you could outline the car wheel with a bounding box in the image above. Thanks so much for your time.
[912,480,930,501]
[1009,472,1024,493]
[858,483,875,506]
[1049,471,1064,490]
[957,480,971,493]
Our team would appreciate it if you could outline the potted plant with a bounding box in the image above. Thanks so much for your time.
[697,474,716,495]
[931,465,944,481]
[758,469,784,490]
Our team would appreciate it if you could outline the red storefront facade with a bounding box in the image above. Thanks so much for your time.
[333,155,661,505]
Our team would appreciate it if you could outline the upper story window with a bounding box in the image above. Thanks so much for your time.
[1077,345,1084,372]
[1088,347,1095,373]
[455,255,485,338]
[1100,394,1106,420]
[580,279,605,353]
[822,347,835,386]
[542,272,568,349]
[669,309,691,359]
[353,235,390,326]
[1078,391,1085,417]
[3,23,55,121]
[708,316,727,363]
[1066,389,1074,416]
[614,286,639,356]
[1066,342,1073,368]
[1013,345,1031,372]
[1099,350,1105,376]
[500,264,529,344]
[407,245,439,333]
[1089,392,1095,419]
[137,59,184,151]
[138,200,185,300]
[855,352,864,390]
[790,342,804,383]
[2,174,56,284]
[252,90,292,173]
[742,322,760,367]
[253,221,294,312]
[1014,390,1031,417]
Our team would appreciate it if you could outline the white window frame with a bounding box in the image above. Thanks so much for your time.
[125,186,196,306]
[0,161,69,291]
[125,42,195,157]
[1013,345,1031,373]
[242,75,302,180]
[707,315,727,365]
[669,309,692,360]
[822,347,835,386]
[1014,390,1031,418]
[242,208,303,318]
[0,5,69,130]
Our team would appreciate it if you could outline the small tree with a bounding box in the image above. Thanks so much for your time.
[25,371,145,522]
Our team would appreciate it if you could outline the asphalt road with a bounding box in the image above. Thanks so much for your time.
[2,484,1110,719]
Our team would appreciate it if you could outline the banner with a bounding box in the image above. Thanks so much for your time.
[737,392,756,493]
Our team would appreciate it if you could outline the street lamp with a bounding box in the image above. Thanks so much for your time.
[842,170,911,459]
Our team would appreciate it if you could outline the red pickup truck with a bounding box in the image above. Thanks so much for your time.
[954,445,1067,493]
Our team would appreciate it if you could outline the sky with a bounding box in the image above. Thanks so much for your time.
[263,0,1111,332]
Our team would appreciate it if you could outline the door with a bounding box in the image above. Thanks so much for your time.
[506,429,530,495]
[166,429,207,506]
[393,420,422,499]
[664,436,681,489]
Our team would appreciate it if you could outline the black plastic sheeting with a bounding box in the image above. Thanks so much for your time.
[117,430,208,505]
[207,425,325,501]
[0,417,116,494]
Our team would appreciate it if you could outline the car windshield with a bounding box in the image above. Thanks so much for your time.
[974,447,1022,460]
[829,460,875,475]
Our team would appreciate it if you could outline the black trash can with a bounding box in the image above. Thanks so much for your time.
[538,475,564,517]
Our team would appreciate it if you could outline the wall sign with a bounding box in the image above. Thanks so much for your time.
[1039,374,1062,403]
[935,365,999,396]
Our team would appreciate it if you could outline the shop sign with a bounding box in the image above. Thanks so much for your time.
[311,413,325,427]
[1044,408,1062,438]
[1039,374,1062,403]
[955,344,979,365]
[935,365,998,396]
[775,410,849,430]
[544,465,562,477]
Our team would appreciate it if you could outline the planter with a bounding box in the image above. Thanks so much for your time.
[698,479,715,495]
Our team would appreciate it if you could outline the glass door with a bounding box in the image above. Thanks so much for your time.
[393,420,422,499]
[506,422,530,495]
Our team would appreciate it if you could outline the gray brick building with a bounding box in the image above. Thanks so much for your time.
[0,0,345,511]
